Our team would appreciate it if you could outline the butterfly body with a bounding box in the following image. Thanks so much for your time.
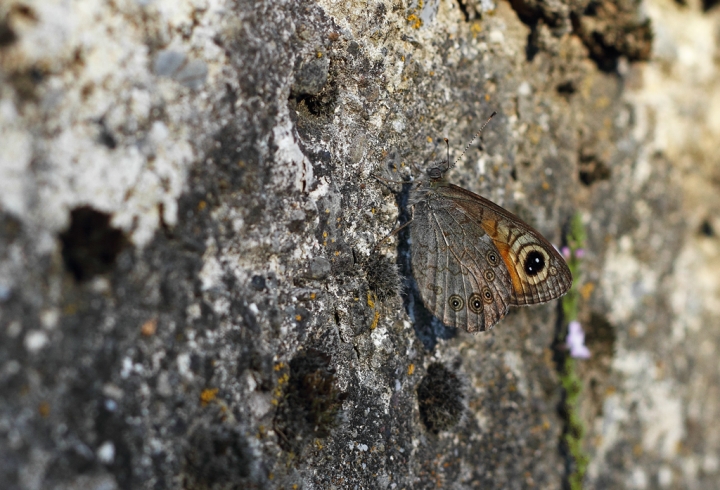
[408,166,572,332]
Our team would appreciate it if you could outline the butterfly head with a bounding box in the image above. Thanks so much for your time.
[426,162,448,181]
[424,112,497,183]
[423,137,453,181]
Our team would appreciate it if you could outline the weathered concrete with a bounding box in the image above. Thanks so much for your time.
[1,0,719,488]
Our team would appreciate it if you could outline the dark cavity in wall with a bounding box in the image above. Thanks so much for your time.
[509,0,654,71]
[183,424,254,489]
[290,51,336,117]
[59,206,128,281]
[699,219,715,238]
[363,253,401,302]
[8,67,44,102]
[455,0,474,22]
[292,85,339,118]
[273,349,346,455]
[417,363,464,434]
[0,19,17,46]
[584,311,616,360]
[97,119,117,149]
[0,1,37,49]
[571,0,653,72]
[578,154,612,186]
[556,80,577,97]
[524,19,542,62]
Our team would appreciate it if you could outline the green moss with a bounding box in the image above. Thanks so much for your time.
[561,356,589,489]
[562,213,585,324]
[558,212,590,489]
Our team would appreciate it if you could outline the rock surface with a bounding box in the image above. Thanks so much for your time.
[1,0,719,488]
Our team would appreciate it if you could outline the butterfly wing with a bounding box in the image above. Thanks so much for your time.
[410,195,514,332]
[441,184,573,306]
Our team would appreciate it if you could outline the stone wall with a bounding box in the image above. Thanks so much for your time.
[1,0,719,488]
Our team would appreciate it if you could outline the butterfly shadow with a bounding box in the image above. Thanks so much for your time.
[382,177,458,352]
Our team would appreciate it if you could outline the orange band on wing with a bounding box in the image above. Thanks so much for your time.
[481,220,525,296]
[494,240,524,295]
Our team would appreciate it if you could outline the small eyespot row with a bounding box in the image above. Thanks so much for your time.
[485,251,499,266]
[448,294,464,311]
[449,290,494,314]
[468,294,483,314]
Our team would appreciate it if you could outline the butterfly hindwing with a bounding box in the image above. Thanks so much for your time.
[410,195,513,332]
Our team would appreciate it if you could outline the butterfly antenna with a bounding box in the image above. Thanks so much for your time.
[453,111,497,166]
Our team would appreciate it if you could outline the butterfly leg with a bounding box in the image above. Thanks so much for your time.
[373,205,415,251]
[371,174,409,193]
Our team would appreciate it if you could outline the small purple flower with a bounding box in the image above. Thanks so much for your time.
[566,321,590,359]
[574,248,586,259]
[561,246,571,259]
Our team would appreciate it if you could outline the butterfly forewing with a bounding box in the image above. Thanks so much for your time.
[497,228,572,305]
[408,180,572,332]
[438,185,572,306]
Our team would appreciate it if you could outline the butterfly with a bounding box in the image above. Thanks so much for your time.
[385,113,572,332]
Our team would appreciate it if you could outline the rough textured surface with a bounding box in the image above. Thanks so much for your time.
[1,0,720,489]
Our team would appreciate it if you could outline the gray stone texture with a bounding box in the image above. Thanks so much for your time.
[1,0,719,489]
